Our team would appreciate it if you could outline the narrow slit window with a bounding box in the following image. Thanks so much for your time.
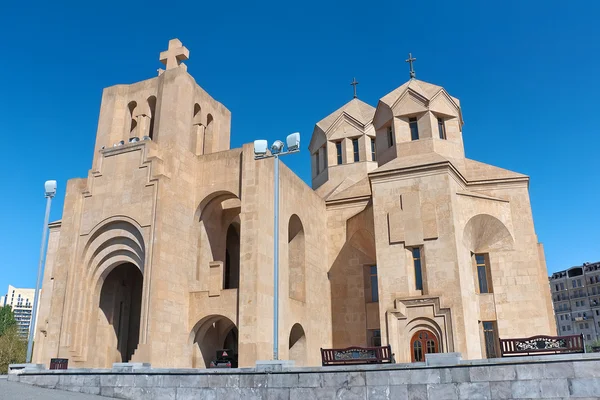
[352,139,359,162]
[475,254,492,294]
[370,266,379,302]
[387,126,394,147]
[336,141,342,165]
[437,118,446,139]
[412,248,423,291]
[371,138,376,161]
[409,117,419,141]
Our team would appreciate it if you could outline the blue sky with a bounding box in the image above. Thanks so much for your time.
[0,0,598,293]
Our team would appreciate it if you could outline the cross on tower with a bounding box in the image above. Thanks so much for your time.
[405,53,416,79]
[350,77,359,98]
[159,39,190,71]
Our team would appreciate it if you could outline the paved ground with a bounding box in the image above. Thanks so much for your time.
[0,378,109,399]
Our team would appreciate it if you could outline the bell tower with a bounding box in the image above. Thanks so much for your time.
[91,38,232,170]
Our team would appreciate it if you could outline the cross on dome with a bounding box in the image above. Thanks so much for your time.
[350,77,359,99]
[159,39,190,71]
[406,53,416,79]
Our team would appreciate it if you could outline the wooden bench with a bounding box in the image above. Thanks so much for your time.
[499,334,584,357]
[320,345,393,366]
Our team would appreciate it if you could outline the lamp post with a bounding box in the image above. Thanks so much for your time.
[254,133,300,361]
[26,180,57,363]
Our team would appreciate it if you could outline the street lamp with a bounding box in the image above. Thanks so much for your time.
[254,132,300,361]
[26,180,57,363]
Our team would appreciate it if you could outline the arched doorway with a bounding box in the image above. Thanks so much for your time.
[410,330,439,362]
[191,315,238,368]
[97,263,143,363]
[289,323,307,366]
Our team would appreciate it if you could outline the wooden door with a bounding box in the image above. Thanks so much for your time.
[410,330,439,362]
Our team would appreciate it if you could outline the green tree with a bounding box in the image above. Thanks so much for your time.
[0,307,27,373]
[0,326,27,373]
[0,305,17,336]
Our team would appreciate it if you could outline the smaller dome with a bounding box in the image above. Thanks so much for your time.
[316,98,375,134]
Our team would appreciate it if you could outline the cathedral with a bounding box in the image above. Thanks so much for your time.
[33,39,555,369]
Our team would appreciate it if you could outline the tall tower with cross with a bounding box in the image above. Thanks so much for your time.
[90,38,232,171]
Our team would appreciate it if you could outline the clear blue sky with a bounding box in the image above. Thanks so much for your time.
[0,0,598,294]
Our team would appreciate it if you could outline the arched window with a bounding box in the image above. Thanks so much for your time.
[288,215,306,302]
[147,96,157,139]
[127,101,137,134]
[224,223,240,289]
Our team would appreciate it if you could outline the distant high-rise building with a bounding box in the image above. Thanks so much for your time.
[2,285,40,337]
[549,262,600,342]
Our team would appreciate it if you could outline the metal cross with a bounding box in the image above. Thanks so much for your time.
[159,39,190,71]
[350,77,359,98]
[405,53,416,79]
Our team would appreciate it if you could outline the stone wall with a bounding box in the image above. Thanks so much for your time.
[9,354,600,399]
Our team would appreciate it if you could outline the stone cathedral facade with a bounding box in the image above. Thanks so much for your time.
[33,39,555,369]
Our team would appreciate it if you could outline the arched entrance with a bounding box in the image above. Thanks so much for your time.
[289,323,306,366]
[97,263,143,364]
[190,315,238,368]
[410,330,439,362]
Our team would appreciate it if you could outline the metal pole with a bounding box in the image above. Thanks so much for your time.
[26,195,52,363]
[273,154,280,360]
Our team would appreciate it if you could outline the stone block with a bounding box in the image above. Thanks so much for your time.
[255,360,294,372]
[83,375,100,386]
[515,363,544,380]
[176,387,217,400]
[36,375,59,388]
[573,360,600,378]
[458,382,491,400]
[240,388,267,399]
[426,352,462,366]
[443,367,470,383]
[511,380,541,399]
[407,384,427,400]
[134,374,163,387]
[100,374,117,387]
[366,370,389,386]
[297,373,321,388]
[266,388,291,400]
[178,374,209,387]
[489,381,511,400]
[240,373,268,388]
[389,369,411,385]
[568,378,600,397]
[322,371,365,387]
[291,387,336,400]
[410,368,441,384]
[80,386,101,395]
[268,373,299,388]
[333,386,366,400]
[367,386,391,400]
[427,383,459,400]
[544,361,574,379]
[540,379,569,398]
[208,373,239,388]
[100,386,115,397]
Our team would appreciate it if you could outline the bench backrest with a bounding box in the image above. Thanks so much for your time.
[321,345,392,365]
[499,334,584,357]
